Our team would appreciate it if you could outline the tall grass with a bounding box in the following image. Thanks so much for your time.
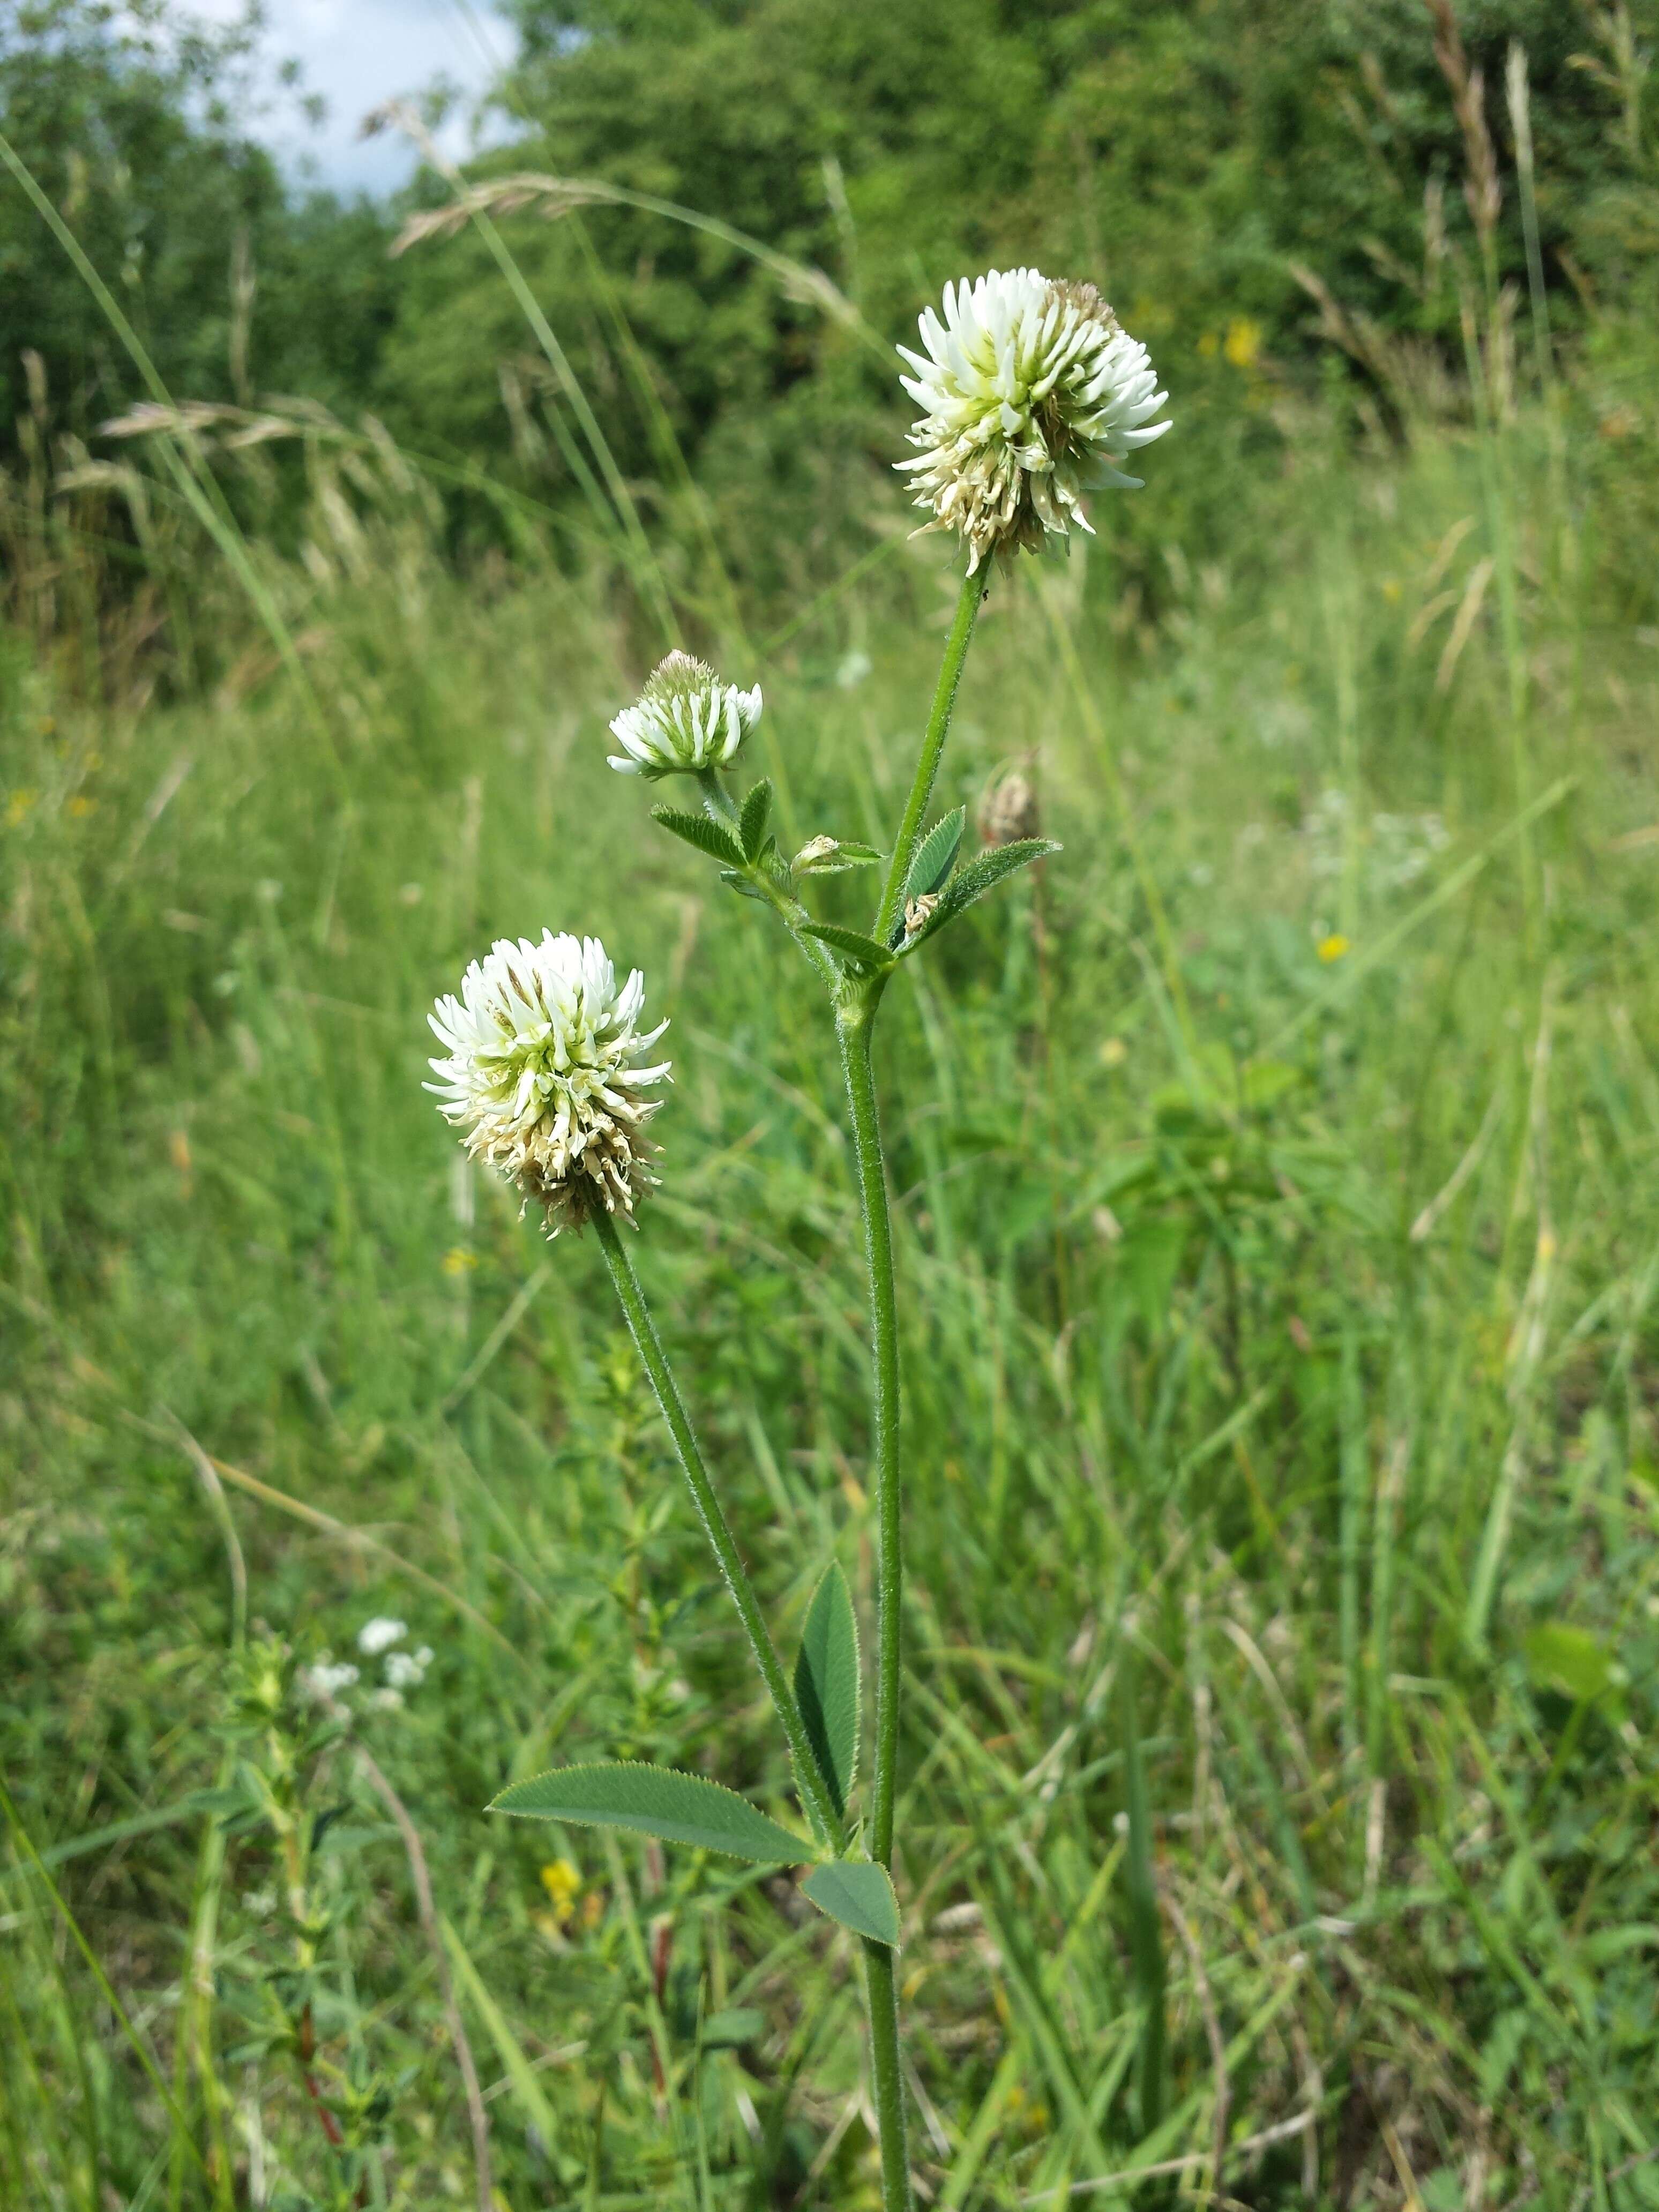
[5,320,1659,2202]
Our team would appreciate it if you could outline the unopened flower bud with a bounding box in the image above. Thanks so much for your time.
[607,652,761,779]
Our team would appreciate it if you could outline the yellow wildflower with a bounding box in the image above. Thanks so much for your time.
[539,1859,581,1926]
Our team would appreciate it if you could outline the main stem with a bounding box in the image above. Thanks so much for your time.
[838,999,911,2212]
[840,562,986,2212]
[592,1207,842,1852]
[838,1007,903,1869]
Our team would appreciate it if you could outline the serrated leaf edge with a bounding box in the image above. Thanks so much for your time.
[651,804,745,866]
[801,921,896,971]
[488,1759,823,1864]
[795,1560,861,1821]
[901,837,1061,952]
[799,1858,901,1947]
[905,806,967,902]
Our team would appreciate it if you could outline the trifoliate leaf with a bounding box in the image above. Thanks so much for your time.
[905,806,967,902]
[794,1561,860,1820]
[901,838,1060,951]
[652,805,745,868]
[490,1762,816,1863]
[801,921,896,973]
[739,778,773,863]
[801,1860,900,1946]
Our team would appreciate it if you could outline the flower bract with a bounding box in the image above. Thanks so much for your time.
[897,267,1170,570]
[427,932,670,1233]
[608,651,761,779]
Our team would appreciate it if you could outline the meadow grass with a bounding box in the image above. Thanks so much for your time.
[3,360,1659,2212]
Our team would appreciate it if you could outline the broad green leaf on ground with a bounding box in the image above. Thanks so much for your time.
[489,1762,816,1862]
[795,1560,860,1819]
[652,805,744,866]
[1524,1623,1619,1705]
[905,806,966,902]
[801,1860,900,1946]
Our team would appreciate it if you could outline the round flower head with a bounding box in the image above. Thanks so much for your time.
[427,931,670,1234]
[897,268,1170,572]
[607,651,762,779]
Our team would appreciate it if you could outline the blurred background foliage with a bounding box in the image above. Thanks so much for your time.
[5,0,1657,578]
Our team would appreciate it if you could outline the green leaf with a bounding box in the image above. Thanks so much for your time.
[903,838,1059,950]
[738,778,773,862]
[1242,1058,1305,1110]
[905,806,966,902]
[801,1860,900,1946]
[801,921,895,972]
[1523,1624,1618,1705]
[720,868,767,901]
[794,1561,860,1820]
[652,805,744,868]
[489,1762,816,1863]
[794,837,881,876]
[701,2006,766,2049]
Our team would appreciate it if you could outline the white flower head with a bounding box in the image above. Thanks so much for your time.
[897,268,1171,571]
[427,931,671,1235]
[357,1617,407,1657]
[608,651,761,779]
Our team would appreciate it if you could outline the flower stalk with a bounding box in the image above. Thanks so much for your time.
[874,569,987,946]
[592,1207,842,1853]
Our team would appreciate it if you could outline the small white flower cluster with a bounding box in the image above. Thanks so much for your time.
[898,267,1170,571]
[300,1622,434,1716]
[607,651,761,780]
[384,1646,434,1691]
[428,931,670,1233]
[1303,788,1451,891]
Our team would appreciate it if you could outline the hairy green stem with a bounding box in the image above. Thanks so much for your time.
[697,769,841,989]
[695,767,738,823]
[831,563,988,2212]
[592,1208,842,1851]
[836,1004,903,1866]
[839,1002,913,2209]
[875,567,987,945]
[840,981,917,2208]
[864,1942,913,2211]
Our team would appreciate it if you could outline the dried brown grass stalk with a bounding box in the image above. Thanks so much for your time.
[1423,0,1501,253]
[387,166,867,339]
